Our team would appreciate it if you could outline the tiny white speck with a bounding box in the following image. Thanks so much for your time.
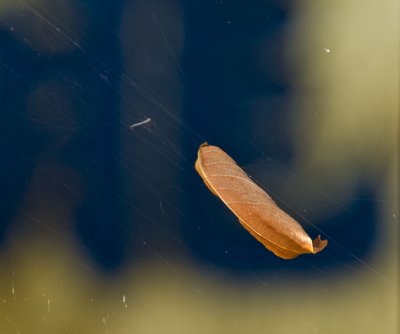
[393,214,397,219]
[324,47,331,54]
[227,20,231,24]
[122,295,128,308]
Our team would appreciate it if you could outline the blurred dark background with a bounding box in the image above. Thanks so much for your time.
[0,0,381,273]
[0,1,398,333]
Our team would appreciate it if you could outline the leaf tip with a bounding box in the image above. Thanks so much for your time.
[312,235,328,254]
[199,142,209,149]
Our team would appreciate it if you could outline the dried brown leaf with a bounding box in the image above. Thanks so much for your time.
[195,143,327,259]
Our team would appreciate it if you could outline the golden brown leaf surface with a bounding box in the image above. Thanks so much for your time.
[195,143,327,259]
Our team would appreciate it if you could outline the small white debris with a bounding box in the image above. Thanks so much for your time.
[122,295,128,308]
[324,47,331,54]
[129,118,151,129]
